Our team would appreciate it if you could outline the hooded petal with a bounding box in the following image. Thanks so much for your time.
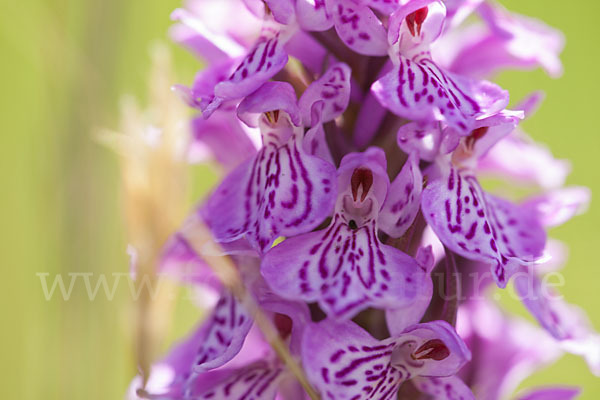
[329,0,389,56]
[237,81,301,128]
[379,151,423,237]
[448,109,523,169]
[302,320,403,400]
[421,166,546,287]
[295,0,334,31]
[372,55,509,134]
[388,0,446,54]
[412,375,475,400]
[298,62,352,126]
[391,321,471,378]
[397,121,446,162]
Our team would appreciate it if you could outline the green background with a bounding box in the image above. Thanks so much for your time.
[1,0,598,398]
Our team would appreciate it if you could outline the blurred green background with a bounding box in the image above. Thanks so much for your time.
[1,0,598,399]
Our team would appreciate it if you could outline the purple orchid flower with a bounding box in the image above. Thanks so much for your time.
[200,74,347,254]
[372,0,509,134]
[456,300,565,400]
[261,147,425,319]
[129,252,311,400]
[122,0,594,397]
[302,318,473,400]
[422,162,547,287]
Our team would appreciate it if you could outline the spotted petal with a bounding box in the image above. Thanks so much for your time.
[298,62,352,126]
[329,0,389,56]
[412,376,475,400]
[190,292,253,372]
[372,55,509,133]
[262,215,422,319]
[296,0,333,31]
[201,133,337,253]
[421,166,546,287]
[203,23,291,117]
[379,151,423,238]
[302,320,403,400]
[191,361,286,400]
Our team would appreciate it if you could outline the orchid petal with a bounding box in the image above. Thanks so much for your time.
[514,270,600,375]
[261,215,422,319]
[201,133,337,253]
[298,62,352,126]
[393,321,471,378]
[303,101,335,164]
[302,320,403,400]
[353,86,391,148]
[262,148,423,318]
[388,0,446,54]
[204,23,291,118]
[372,55,509,134]
[421,166,546,287]
[265,0,296,25]
[360,0,401,15]
[412,375,475,400]
[191,361,285,399]
[476,2,564,77]
[379,151,423,237]
[329,0,389,56]
[386,246,434,335]
[191,292,253,372]
[516,386,581,400]
[237,81,301,128]
[296,0,334,31]
[189,111,258,170]
[170,8,249,60]
[522,187,591,228]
